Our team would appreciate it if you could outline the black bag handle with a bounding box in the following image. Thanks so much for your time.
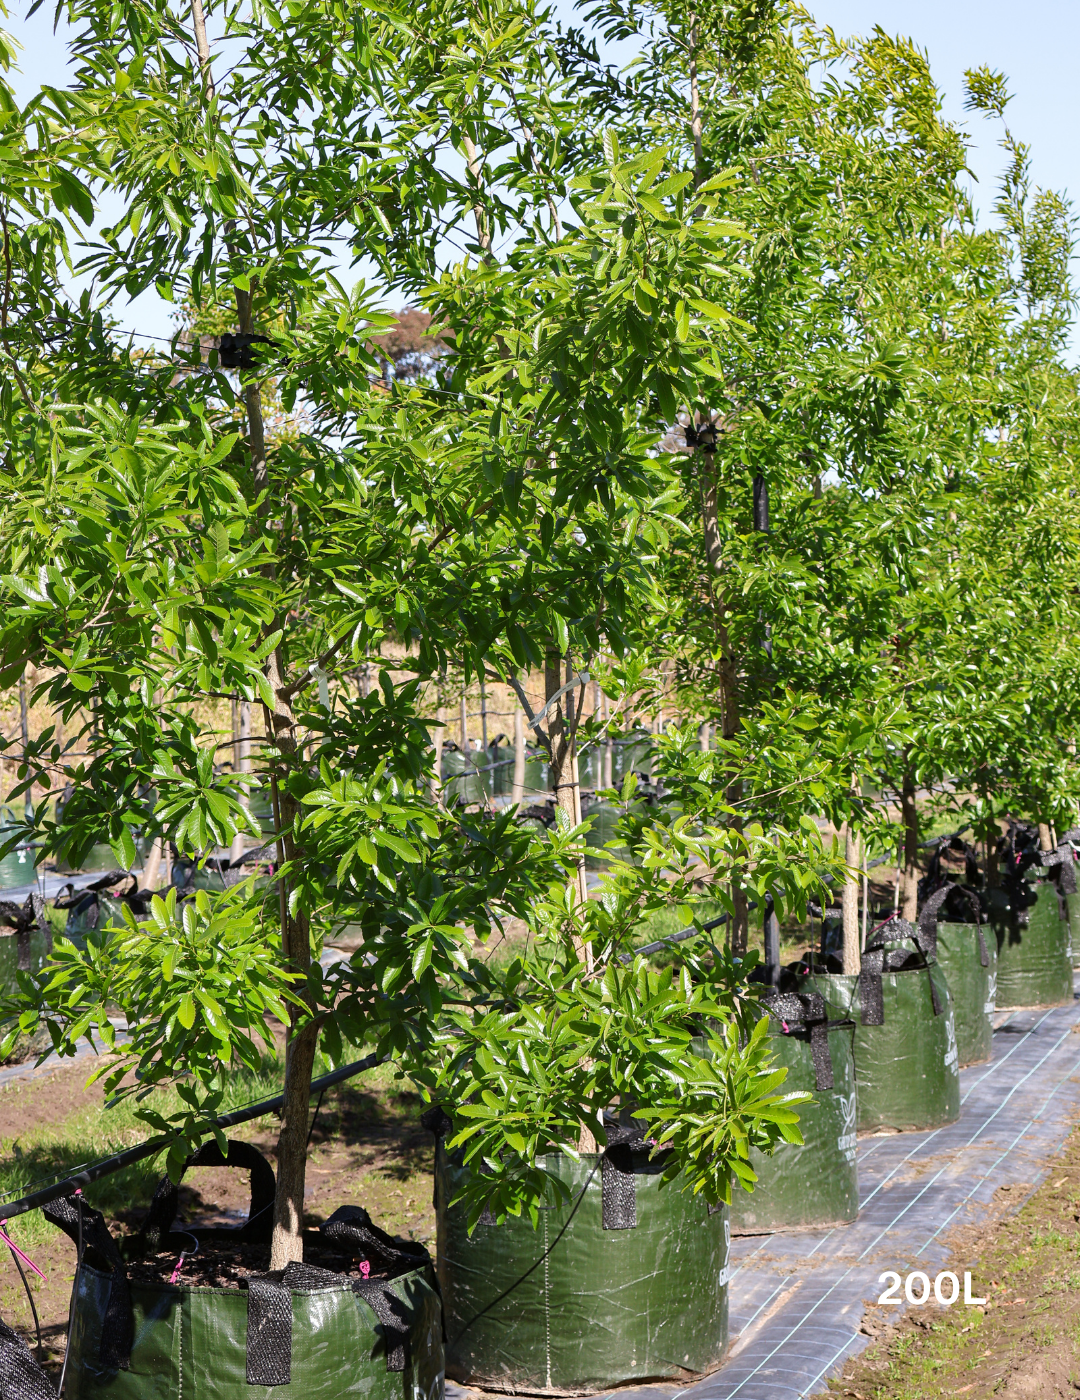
[246,1259,423,1384]
[133,1139,277,1256]
[859,916,941,1025]
[758,989,837,1092]
[43,1194,133,1372]
[920,880,989,967]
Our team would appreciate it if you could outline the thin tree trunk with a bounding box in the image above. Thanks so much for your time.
[1038,822,1053,854]
[190,0,312,1263]
[141,838,164,890]
[263,656,317,1269]
[601,687,613,789]
[900,769,920,921]
[459,688,468,750]
[512,697,525,805]
[545,649,589,916]
[19,669,32,825]
[842,823,861,974]
[229,696,250,864]
[461,133,492,257]
[431,704,446,806]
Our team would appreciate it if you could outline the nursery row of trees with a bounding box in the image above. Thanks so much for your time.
[1,0,1079,1263]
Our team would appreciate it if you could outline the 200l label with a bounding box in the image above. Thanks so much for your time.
[878,1271,986,1306]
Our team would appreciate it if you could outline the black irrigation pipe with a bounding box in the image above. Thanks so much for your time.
[0,1051,386,1222]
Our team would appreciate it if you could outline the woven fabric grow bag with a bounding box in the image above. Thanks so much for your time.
[801,918,959,1133]
[428,1117,729,1396]
[47,1140,444,1400]
[0,891,51,994]
[987,865,1073,1009]
[920,884,996,1068]
[1068,892,1080,966]
[729,990,858,1235]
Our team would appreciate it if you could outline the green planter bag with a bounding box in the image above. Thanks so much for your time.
[801,917,960,1133]
[729,990,858,1235]
[54,873,149,952]
[426,1111,729,1395]
[0,891,51,994]
[46,1140,445,1400]
[441,745,486,806]
[919,884,996,1067]
[1068,890,1080,967]
[987,865,1073,1009]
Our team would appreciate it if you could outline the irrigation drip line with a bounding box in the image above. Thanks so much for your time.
[0,1051,386,1222]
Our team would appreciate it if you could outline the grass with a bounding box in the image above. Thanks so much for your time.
[0,1059,284,1246]
[0,1047,407,1248]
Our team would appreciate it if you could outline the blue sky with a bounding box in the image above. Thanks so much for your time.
[5,0,1076,340]
[813,0,1079,227]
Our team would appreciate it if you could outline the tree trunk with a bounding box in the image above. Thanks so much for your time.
[900,770,919,921]
[842,824,861,974]
[729,872,748,957]
[1038,822,1054,854]
[601,686,613,789]
[19,669,32,825]
[230,696,250,864]
[186,0,317,1245]
[263,654,317,1269]
[431,704,446,806]
[512,699,525,805]
[141,838,164,891]
[545,649,589,921]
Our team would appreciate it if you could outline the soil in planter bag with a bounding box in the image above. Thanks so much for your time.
[801,916,960,1133]
[919,882,996,1067]
[986,828,1074,1008]
[729,989,858,1235]
[46,1139,444,1400]
[425,1109,729,1395]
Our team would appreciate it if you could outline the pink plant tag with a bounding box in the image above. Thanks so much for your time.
[0,1220,47,1283]
[169,1251,190,1285]
[359,1260,371,1279]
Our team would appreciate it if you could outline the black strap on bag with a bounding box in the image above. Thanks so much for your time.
[756,989,836,1092]
[132,1139,276,1255]
[246,1277,293,1386]
[319,1205,429,1272]
[600,1116,649,1231]
[245,1255,423,1383]
[1043,843,1078,923]
[920,881,989,967]
[421,1102,654,1233]
[0,1317,56,1400]
[859,916,941,1026]
[43,1195,133,1371]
